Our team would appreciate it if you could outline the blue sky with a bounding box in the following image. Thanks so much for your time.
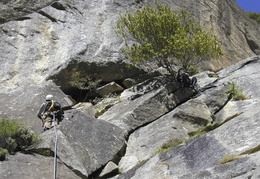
[236,0,260,13]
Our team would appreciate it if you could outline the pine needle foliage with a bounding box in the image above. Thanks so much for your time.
[116,2,223,78]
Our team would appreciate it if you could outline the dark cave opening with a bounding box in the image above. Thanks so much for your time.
[62,86,101,104]
[60,78,128,105]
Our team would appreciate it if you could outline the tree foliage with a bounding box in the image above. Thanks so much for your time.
[116,3,223,78]
[246,12,260,24]
[69,70,102,102]
[0,119,39,161]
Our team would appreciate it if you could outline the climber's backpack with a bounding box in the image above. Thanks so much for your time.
[46,100,63,121]
[48,100,61,111]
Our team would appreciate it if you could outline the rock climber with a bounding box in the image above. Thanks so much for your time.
[37,94,64,131]
[177,68,199,90]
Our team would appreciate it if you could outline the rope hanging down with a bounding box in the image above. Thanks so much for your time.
[53,112,58,179]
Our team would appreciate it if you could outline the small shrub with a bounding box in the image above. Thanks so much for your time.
[210,113,216,120]
[188,123,222,139]
[155,138,186,155]
[226,82,247,100]
[0,148,9,161]
[0,119,20,136]
[239,145,260,155]
[217,155,240,164]
[118,168,123,174]
[223,112,243,123]
[246,12,260,24]
[32,148,54,157]
[208,73,219,78]
[14,125,40,151]
[161,138,185,149]
[0,119,40,158]
[188,112,243,139]
[3,137,18,154]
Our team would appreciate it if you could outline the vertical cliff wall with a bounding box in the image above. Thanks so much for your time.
[0,0,260,92]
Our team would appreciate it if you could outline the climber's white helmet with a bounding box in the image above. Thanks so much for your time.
[45,94,53,101]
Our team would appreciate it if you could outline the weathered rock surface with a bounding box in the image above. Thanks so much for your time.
[0,0,260,178]
[0,0,260,95]
[36,109,126,177]
[96,81,124,97]
[0,0,259,133]
[98,76,197,133]
[218,56,260,99]
[0,56,259,178]
[118,98,213,173]
[180,152,260,179]
[0,0,56,23]
[171,0,260,70]
[111,56,260,178]
[213,55,260,123]
[0,152,80,179]
[99,161,119,178]
[114,100,260,179]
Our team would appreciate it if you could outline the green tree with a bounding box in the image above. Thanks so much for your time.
[116,3,223,78]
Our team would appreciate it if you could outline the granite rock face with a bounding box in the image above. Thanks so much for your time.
[0,152,81,179]
[111,56,260,179]
[0,0,260,93]
[0,0,260,178]
[0,54,259,178]
[36,109,127,177]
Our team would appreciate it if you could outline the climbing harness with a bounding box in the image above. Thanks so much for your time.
[52,112,58,179]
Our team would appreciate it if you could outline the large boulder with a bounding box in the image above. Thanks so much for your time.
[118,98,213,172]
[114,99,260,178]
[36,109,126,178]
[98,76,197,133]
[96,81,124,97]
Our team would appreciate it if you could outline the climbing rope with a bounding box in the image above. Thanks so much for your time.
[53,112,58,179]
